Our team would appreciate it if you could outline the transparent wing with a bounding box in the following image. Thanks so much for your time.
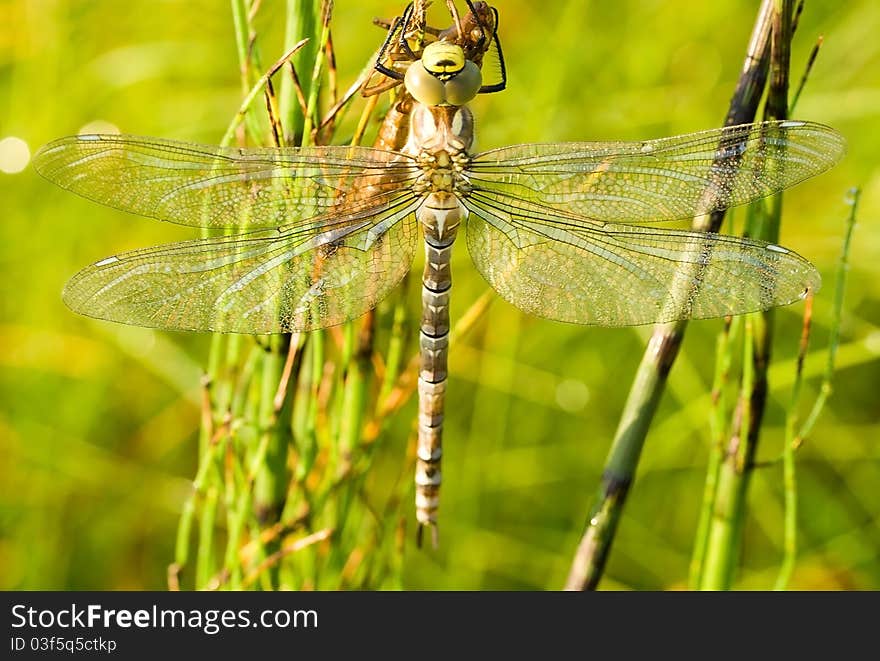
[34,134,419,229]
[468,121,845,223]
[464,194,819,326]
[62,195,420,333]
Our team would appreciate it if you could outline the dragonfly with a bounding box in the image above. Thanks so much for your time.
[34,1,845,546]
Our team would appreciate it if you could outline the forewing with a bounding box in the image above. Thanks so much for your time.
[464,194,819,326]
[62,195,420,333]
[34,134,419,229]
[468,121,845,223]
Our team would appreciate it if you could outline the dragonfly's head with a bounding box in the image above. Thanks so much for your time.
[405,41,482,107]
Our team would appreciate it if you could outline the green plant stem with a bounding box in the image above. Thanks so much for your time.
[245,0,324,587]
[796,189,859,442]
[564,329,682,590]
[218,39,311,147]
[700,313,756,588]
[325,314,375,577]
[195,486,219,589]
[774,299,809,590]
[378,278,411,407]
[231,0,267,142]
[688,316,739,587]
[300,1,332,146]
[254,335,293,524]
[166,0,423,591]
[280,0,319,144]
[174,0,313,589]
[774,188,860,589]
[698,0,793,591]
[564,0,775,591]
[339,316,374,463]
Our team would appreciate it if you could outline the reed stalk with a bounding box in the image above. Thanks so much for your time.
[565,0,776,591]
[695,0,794,590]
[772,188,859,589]
[169,0,410,591]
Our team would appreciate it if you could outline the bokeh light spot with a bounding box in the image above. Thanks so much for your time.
[865,331,880,355]
[78,120,121,136]
[555,378,590,413]
[0,136,31,174]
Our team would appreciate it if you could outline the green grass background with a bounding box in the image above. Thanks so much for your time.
[1,0,877,589]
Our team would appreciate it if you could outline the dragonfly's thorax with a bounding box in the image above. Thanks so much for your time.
[406,103,474,160]
[407,103,473,247]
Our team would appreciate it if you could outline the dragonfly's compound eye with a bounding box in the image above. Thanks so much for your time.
[405,61,447,106]
[405,41,483,107]
[443,60,481,106]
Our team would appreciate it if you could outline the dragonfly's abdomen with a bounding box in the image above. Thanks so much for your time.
[415,193,464,543]
[406,99,474,545]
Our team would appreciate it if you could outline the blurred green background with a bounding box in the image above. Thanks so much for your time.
[1,0,877,590]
